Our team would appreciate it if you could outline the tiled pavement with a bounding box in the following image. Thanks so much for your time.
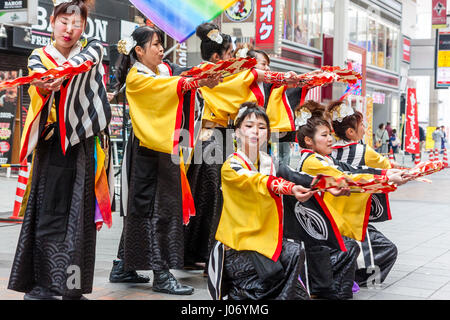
[1,154,450,300]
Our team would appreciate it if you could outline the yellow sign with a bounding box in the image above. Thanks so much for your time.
[438,51,450,67]
[365,97,374,147]
[426,127,437,150]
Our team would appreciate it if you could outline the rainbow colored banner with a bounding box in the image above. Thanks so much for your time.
[129,0,238,42]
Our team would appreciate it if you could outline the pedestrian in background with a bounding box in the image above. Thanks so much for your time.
[390,129,401,157]
[441,126,447,154]
[432,127,443,153]
[375,123,389,154]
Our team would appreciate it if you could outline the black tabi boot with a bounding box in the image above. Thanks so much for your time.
[24,286,60,300]
[152,270,194,295]
[109,259,150,283]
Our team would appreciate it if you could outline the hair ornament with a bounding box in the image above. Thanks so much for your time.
[117,36,137,56]
[235,44,249,58]
[207,29,223,44]
[332,102,355,122]
[295,107,312,129]
[234,106,249,125]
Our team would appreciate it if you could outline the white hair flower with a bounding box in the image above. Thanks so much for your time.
[295,107,312,128]
[207,29,223,44]
[117,37,137,56]
[332,103,355,122]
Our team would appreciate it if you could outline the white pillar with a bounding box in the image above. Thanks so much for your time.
[332,0,349,100]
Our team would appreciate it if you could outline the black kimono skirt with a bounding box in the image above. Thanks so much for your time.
[8,125,97,297]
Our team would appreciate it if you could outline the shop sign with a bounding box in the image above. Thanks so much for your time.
[404,88,420,154]
[403,36,410,63]
[0,70,18,164]
[432,0,447,29]
[224,0,254,22]
[435,30,450,88]
[255,0,275,50]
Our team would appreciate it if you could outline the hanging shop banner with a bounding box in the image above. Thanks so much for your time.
[435,30,450,88]
[255,0,275,50]
[405,88,420,154]
[432,0,447,29]
[403,36,411,63]
[0,70,18,164]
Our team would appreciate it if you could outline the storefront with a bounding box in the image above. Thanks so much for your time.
[347,0,402,139]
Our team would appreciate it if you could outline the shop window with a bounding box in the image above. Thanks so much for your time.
[349,6,357,44]
[281,0,293,41]
[368,19,377,66]
[294,0,308,45]
[322,0,335,37]
[377,23,386,69]
[386,29,399,72]
[308,0,322,49]
[281,0,325,50]
[356,10,367,50]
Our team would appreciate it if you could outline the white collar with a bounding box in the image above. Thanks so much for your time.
[235,149,274,176]
[44,41,82,65]
[133,61,171,77]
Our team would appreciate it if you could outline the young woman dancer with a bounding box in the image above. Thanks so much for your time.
[184,23,302,270]
[8,0,112,300]
[208,102,315,300]
[111,26,222,295]
[327,101,398,288]
[290,100,407,299]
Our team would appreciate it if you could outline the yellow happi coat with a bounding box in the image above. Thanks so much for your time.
[299,150,385,241]
[126,62,185,155]
[199,68,261,127]
[215,151,284,261]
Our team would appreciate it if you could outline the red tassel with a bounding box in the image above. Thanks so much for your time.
[180,155,195,225]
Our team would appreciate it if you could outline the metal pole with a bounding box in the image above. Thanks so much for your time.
[163,43,180,59]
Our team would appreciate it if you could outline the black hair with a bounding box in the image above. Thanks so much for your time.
[196,22,232,61]
[327,100,363,141]
[235,102,271,135]
[53,0,94,23]
[114,26,165,92]
[296,100,332,149]
[247,49,270,65]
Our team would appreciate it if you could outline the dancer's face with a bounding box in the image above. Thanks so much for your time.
[51,12,85,51]
[236,113,269,155]
[306,125,333,156]
[346,120,365,142]
[136,33,164,71]
[254,53,270,71]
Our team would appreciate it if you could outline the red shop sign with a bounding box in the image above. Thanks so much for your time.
[405,88,420,154]
[255,0,276,50]
[403,37,411,63]
[432,0,447,29]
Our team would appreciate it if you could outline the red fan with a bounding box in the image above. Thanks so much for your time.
[0,60,94,90]
[311,174,397,194]
[405,161,444,180]
[180,57,257,79]
[297,66,362,89]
